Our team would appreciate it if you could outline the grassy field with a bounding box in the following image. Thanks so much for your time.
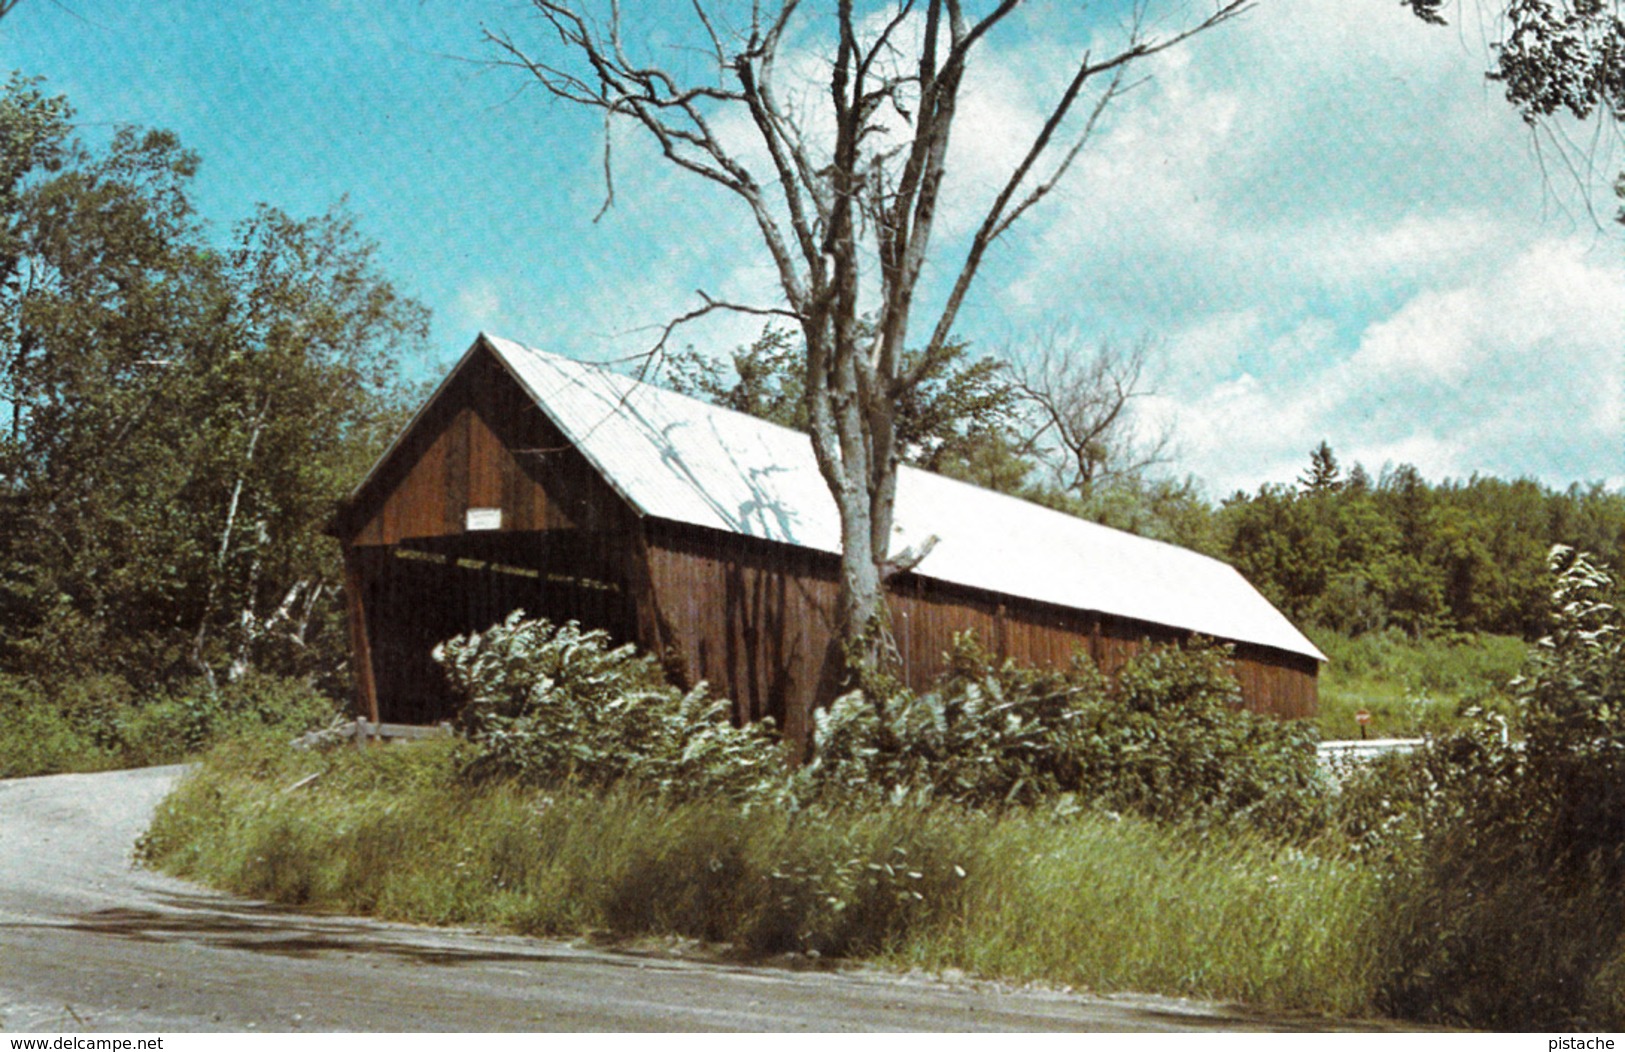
[1309,629,1527,740]
[139,736,1389,1021]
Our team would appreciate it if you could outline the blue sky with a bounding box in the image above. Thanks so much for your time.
[3,0,1621,496]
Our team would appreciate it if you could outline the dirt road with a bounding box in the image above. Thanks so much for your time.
[1,765,1330,1032]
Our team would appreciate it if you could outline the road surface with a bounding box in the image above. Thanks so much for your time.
[1,765,1356,1032]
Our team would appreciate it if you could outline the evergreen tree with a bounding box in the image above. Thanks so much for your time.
[1298,440,1343,494]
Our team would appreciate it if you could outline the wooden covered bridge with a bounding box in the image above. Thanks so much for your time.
[330,334,1323,745]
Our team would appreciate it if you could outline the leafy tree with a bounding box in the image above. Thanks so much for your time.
[892,341,1021,478]
[1493,0,1622,124]
[1549,480,1625,562]
[917,423,1036,497]
[1017,473,1221,556]
[1221,483,1334,623]
[666,326,806,431]
[1370,465,1448,636]
[1220,443,1625,640]
[1409,0,1624,217]
[182,205,427,686]
[0,73,69,310]
[486,0,1249,696]
[1298,440,1342,494]
[1407,0,1622,120]
[0,117,214,684]
[0,79,425,692]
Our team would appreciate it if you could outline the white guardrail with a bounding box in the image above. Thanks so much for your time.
[1316,737,1425,765]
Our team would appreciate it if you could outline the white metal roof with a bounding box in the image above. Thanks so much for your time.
[447,334,1322,662]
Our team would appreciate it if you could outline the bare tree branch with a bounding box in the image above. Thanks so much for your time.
[1009,330,1173,497]
[923,1,1252,362]
[620,289,793,367]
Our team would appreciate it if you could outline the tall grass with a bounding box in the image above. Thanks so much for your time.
[140,737,1387,1019]
[890,819,1382,1014]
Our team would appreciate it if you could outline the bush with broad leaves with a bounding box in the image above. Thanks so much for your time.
[800,633,1324,832]
[434,613,784,802]
[435,614,1324,834]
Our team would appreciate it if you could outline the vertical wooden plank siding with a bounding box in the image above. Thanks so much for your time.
[887,575,999,688]
[341,547,381,723]
[640,524,840,744]
[335,344,653,723]
[337,346,608,548]
[640,526,1318,748]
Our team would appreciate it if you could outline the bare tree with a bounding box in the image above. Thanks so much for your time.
[485,0,1248,690]
[1009,330,1172,499]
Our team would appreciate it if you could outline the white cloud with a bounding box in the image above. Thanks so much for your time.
[1166,236,1625,493]
[453,281,504,330]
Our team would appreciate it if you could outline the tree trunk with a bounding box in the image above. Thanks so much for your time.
[808,492,885,754]
[481,0,1252,750]
[192,398,270,687]
[804,319,894,747]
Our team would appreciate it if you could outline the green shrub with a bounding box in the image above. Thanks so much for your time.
[434,616,1327,834]
[801,634,1325,835]
[116,673,340,766]
[1368,547,1625,1029]
[212,672,344,736]
[800,635,1107,807]
[0,673,138,776]
[434,613,785,800]
[0,673,119,776]
[1076,643,1325,835]
[0,671,341,777]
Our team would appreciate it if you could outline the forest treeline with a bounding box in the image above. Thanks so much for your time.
[995,435,1625,644]
[1218,449,1625,641]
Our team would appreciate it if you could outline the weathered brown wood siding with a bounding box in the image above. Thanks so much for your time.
[638,522,1319,746]
[337,346,628,546]
[334,342,1318,731]
[639,524,838,744]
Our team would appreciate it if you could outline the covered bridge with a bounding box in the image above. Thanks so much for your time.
[330,333,1324,745]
